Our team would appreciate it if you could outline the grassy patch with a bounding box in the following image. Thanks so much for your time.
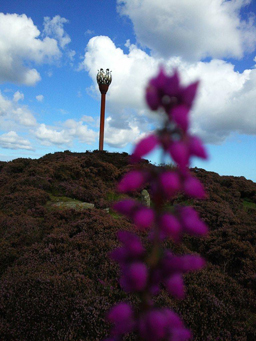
[45,194,94,211]
[243,200,256,211]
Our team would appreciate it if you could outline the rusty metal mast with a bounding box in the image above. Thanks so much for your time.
[96,68,112,151]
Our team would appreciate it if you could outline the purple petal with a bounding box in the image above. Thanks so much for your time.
[171,328,192,341]
[118,231,145,257]
[180,255,206,272]
[169,140,189,169]
[181,81,199,108]
[150,66,167,90]
[107,303,134,335]
[159,171,181,199]
[189,136,207,159]
[133,207,155,229]
[146,85,160,110]
[162,309,183,329]
[113,199,137,216]
[180,206,208,236]
[139,310,167,340]
[165,274,185,299]
[118,170,146,193]
[183,176,206,199]
[171,105,190,132]
[159,213,181,241]
[121,262,148,292]
[165,69,180,97]
[131,134,159,163]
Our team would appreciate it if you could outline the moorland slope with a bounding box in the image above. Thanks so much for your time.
[0,150,255,340]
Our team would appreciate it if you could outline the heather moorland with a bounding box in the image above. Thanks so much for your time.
[0,150,255,340]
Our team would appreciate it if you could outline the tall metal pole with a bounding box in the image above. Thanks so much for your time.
[97,69,112,151]
[99,92,106,150]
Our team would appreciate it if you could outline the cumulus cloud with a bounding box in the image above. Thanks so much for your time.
[35,124,69,146]
[0,131,33,150]
[117,0,256,61]
[0,91,37,128]
[104,117,141,148]
[81,35,256,145]
[63,119,97,144]
[0,13,71,85]
[80,36,159,126]
[36,95,44,102]
[35,119,97,146]
[43,15,71,48]
[13,91,24,102]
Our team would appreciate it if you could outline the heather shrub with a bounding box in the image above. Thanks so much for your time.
[0,116,255,338]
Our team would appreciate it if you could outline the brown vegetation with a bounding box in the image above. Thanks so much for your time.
[0,150,255,340]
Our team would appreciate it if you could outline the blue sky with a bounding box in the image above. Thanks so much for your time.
[0,0,256,181]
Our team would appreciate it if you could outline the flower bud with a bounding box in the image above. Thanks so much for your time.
[183,176,205,199]
[169,140,189,169]
[171,105,190,132]
[189,136,207,159]
[107,303,134,335]
[165,274,185,299]
[118,170,146,193]
[133,207,155,229]
[131,134,159,163]
[159,213,181,241]
[120,262,148,292]
[159,171,180,199]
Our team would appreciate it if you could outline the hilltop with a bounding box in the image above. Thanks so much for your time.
[0,150,255,340]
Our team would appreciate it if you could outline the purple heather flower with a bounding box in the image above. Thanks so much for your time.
[159,213,181,241]
[107,303,134,335]
[138,310,168,340]
[183,175,206,199]
[164,274,185,299]
[180,80,199,109]
[113,199,137,216]
[179,206,208,236]
[163,308,184,329]
[169,140,189,169]
[170,328,192,341]
[171,105,190,132]
[118,231,145,258]
[118,170,146,193]
[189,135,208,159]
[179,255,206,273]
[133,207,155,230]
[106,67,208,341]
[131,134,159,163]
[159,171,181,199]
[120,262,148,292]
[110,231,145,265]
[145,67,199,115]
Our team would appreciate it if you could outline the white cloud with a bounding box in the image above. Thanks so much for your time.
[13,91,24,102]
[63,119,97,143]
[0,91,37,128]
[85,29,95,35]
[36,95,44,102]
[81,115,94,123]
[43,15,71,48]
[35,124,69,146]
[35,119,97,146]
[80,35,158,116]
[0,131,33,150]
[0,13,71,85]
[117,0,256,61]
[104,117,141,148]
[81,35,256,145]
[43,16,75,61]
